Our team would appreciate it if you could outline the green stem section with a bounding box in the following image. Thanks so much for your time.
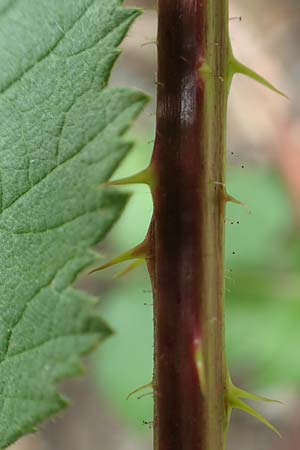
[148,1,230,450]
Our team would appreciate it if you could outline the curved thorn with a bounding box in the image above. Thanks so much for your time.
[141,39,157,47]
[114,259,145,279]
[232,398,281,438]
[137,392,154,400]
[89,250,137,274]
[89,240,148,275]
[127,382,153,400]
[232,386,283,405]
[225,192,251,214]
[227,373,282,437]
[229,57,287,99]
[227,371,282,437]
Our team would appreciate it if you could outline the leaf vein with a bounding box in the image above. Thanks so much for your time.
[5,332,98,361]
[0,205,109,235]
[0,100,131,215]
[0,0,96,96]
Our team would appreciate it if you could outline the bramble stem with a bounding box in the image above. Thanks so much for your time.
[148,1,230,449]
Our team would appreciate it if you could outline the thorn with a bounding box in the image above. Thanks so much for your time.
[232,386,283,405]
[89,239,149,275]
[224,192,251,214]
[114,259,144,279]
[141,39,157,47]
[232,398,282,437]
[137,392,154,400]
[229,54,287,98]
[227,373,282,437]
[229,16,242,21]
[212,181,251,214]
[225,406,233,436]
[127,382,153,400]
[104,166,156,190]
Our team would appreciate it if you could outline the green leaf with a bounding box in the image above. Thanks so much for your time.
[0,0,147,447]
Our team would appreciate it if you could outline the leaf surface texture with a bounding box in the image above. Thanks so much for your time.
[0,0,146,446]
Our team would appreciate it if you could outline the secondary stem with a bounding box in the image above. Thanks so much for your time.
[149,1,230,449]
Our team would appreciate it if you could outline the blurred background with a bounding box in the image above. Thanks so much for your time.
[11,0,300,449]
